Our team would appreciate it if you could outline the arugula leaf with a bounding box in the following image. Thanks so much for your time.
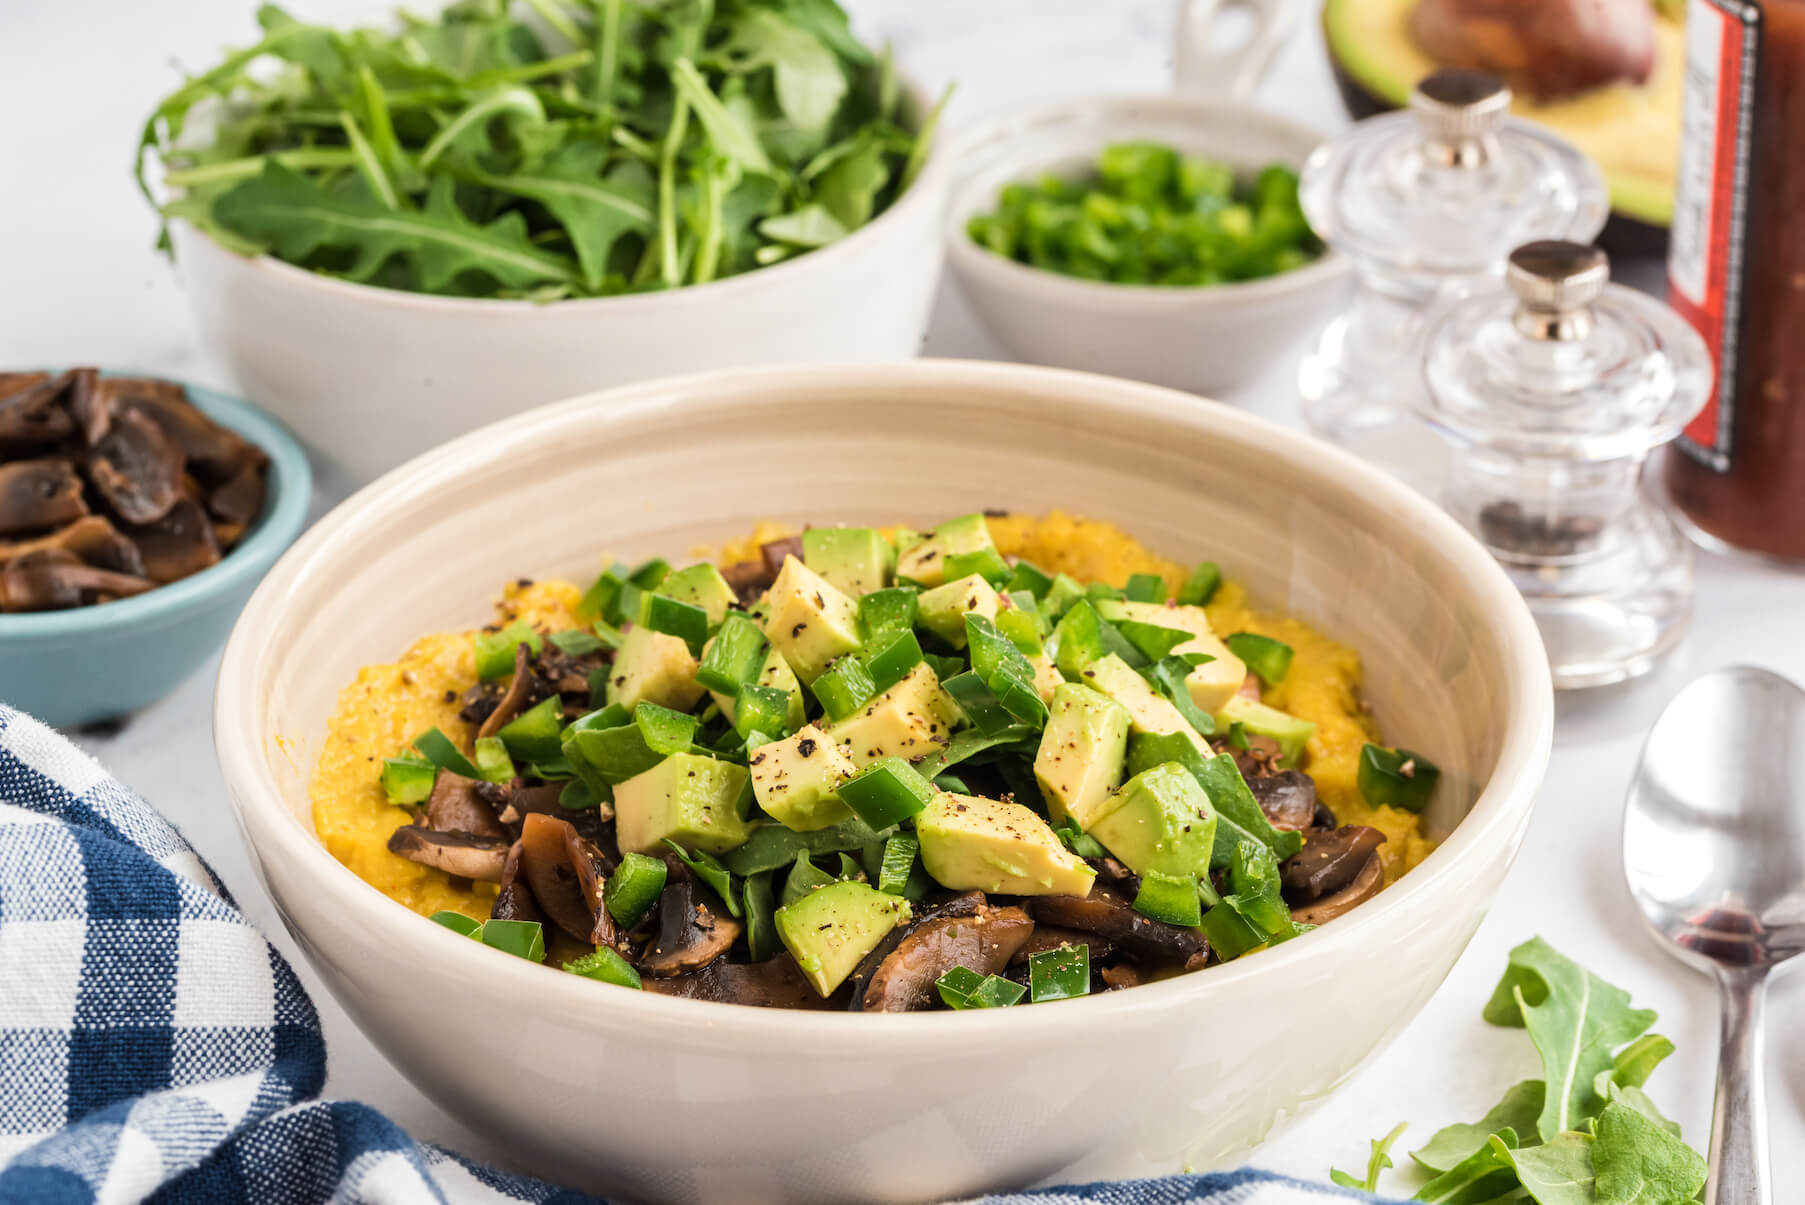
[1590,1100,1706,1204]
[213,163,580,293]
[661,839,742,918]
[669,57,772,173]
[1509,1132,1598,1205]
[731,9,847,134]
[1146,654,1217,738]
[1603,1034,1675,1092]
[462,147,653,289]
[1411,1080,1546,1173]
[760,204,848,248]
[1329,1122,1408,1193]
[910,724,1039,779]
[1413,1129,1524,1203]
[1484,939,1657,1141]
[813,131,889,229]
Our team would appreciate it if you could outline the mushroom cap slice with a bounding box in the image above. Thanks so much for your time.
[0,370,76,450]
[0,515,145,576]
[386,826,509,882]
[1028,885,1209,964]
[89,409,185,525]
[208,460,268,527]
[127,498,221,584]
[642,954,835,1009]
[1290,852,1384,927]
[476,641,534,742]
[1247,770,1318,832]
[860,902,1035,1012]
[111,381,264,482]
[425,771,508,841]
[0,459,88,536]
[0,548,154,612]
[519,811,616,946]
[491,840,546,924]
[639,863,743,977]
[1280,825,1386,903]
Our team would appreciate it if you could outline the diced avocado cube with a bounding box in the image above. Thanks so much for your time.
[917,791,1097,897]
[660,563,738,627]
[763,555,863,683]
[826,662,960,768]
[710,645,807,731]
[1034,683,1131,829]
[613,752,753,855]
[1098,600,1247,712]
[1215,696,1316,767]
[1028,652,1064,703]
[895,513,997,588]
[915,574,1000,649]
[748,725,856,832]
[1081,654,1211,756]
[606,625,705,714]
[802,527,891,596]
[776,880,912,996]
[1086,761,1218,882]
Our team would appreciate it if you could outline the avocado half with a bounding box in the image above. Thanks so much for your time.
[1321,0,1680,258]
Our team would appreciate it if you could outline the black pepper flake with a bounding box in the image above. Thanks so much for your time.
[798,738,817,757]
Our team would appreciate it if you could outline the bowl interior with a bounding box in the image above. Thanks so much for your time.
[233,363,1534,855]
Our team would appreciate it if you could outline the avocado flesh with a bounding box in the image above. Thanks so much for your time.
[1321,0,1681,232]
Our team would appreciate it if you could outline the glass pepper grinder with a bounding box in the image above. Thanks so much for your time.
[1297,70,1610,494]
[1416,241,1713,689]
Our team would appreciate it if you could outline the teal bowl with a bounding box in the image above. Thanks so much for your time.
[0,375,312,728]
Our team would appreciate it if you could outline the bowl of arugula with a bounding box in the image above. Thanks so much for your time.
[140,0,949,484]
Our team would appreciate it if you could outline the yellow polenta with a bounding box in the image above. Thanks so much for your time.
[311,513,1432,922]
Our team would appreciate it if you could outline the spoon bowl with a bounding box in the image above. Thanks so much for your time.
[1623,664,1805,1205]
[1625,665,1805,971]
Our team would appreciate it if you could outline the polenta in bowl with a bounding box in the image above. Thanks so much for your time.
[312,511,1437,1010]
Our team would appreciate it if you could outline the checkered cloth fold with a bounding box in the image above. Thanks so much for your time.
[0,703,1390,1204]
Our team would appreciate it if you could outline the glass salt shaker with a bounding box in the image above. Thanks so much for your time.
[1297,70,1610,494]
[1416,241,1712,689]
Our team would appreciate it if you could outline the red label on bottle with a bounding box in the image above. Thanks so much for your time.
[1668,0,1761,472]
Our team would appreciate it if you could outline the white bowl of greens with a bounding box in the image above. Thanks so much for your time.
[143,1,949,485]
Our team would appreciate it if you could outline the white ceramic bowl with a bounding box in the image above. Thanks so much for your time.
[944,94,1352,395]
[215,361,1551,1205]
[169,97,947,488]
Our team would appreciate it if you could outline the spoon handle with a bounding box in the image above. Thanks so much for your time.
[1707,966,1771,1205]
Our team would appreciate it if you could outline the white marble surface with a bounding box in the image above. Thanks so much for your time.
[3,0,1803,1196]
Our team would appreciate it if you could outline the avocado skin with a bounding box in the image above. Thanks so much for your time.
[1320,8,1670,260]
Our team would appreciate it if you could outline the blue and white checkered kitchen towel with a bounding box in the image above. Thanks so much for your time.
[0,703,1393,1204]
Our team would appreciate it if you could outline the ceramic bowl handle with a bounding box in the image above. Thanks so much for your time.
[1174,0,1301,102]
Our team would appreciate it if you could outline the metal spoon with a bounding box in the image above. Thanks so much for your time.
[1622,665,1805,1205]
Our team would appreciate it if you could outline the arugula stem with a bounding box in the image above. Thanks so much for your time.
[594,0,621,112]
[338,115,401,209]
[657,97,691,287]
[418,85,546,172]
[693,160,726,284]
[161,147,360,189]
[520,0,587,48]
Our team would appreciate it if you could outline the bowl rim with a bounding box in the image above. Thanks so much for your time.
[941,91,1350,309]
[0,370,313,642]
[215,359,1551,1050]
[167,73,950,318]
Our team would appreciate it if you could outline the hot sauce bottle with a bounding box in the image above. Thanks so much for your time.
[1665,0,1805,560]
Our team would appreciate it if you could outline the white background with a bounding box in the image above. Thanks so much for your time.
[3,0,1803,1196]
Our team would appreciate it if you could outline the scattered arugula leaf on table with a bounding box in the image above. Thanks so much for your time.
[1332,938,1707,1204]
